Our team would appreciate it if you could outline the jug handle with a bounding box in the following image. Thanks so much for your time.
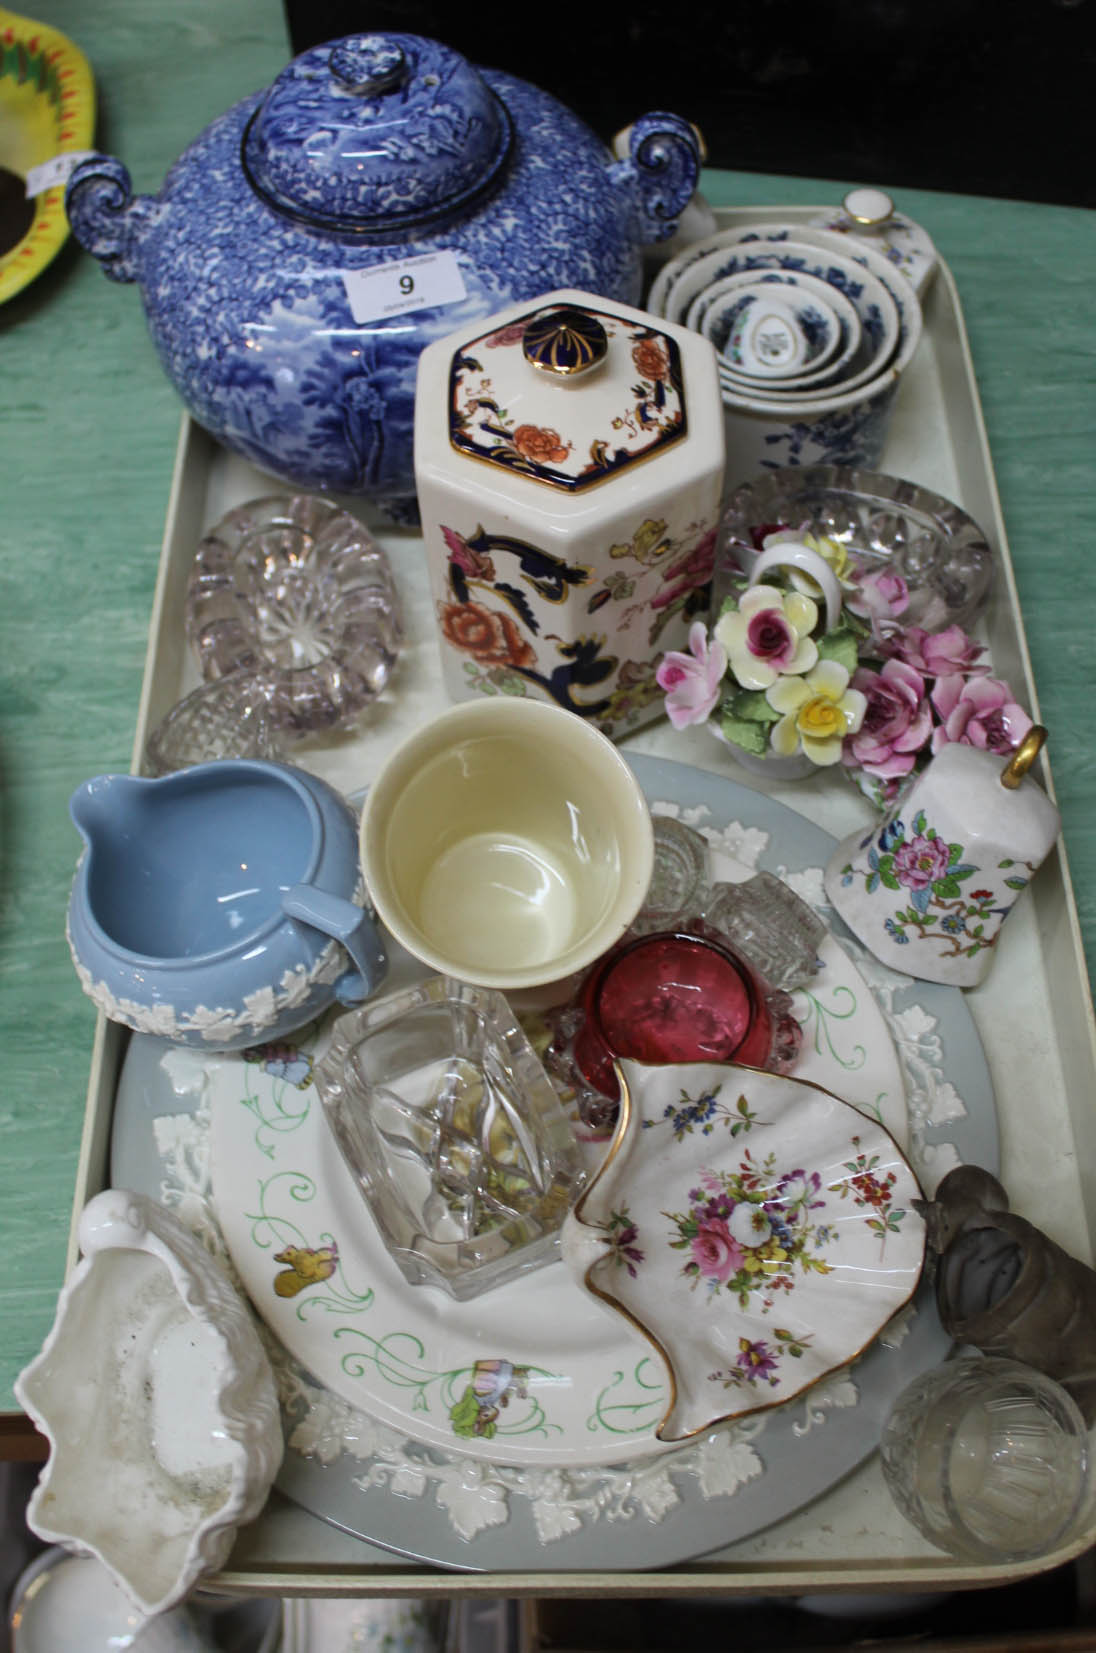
[282,885,387,1005]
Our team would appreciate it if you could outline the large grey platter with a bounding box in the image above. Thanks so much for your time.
[110,753,996,1573]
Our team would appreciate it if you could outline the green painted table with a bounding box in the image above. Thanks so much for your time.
[1,0,1094,1429]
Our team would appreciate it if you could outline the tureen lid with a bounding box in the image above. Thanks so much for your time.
[447,295,691,493]
[242,33,513,233]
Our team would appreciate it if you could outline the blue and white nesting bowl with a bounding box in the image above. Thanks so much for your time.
[649,220,923,477]
[656,234,900,394]
[698,279,838,379]
[687,268,863,393]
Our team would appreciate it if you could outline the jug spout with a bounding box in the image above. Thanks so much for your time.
[69,772,141,848]
[65,156,161,285]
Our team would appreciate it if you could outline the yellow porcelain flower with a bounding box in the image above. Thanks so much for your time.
[713,583,819,691]
[766,531,859,597]
[766,659,868,766]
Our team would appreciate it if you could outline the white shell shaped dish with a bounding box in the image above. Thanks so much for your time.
[561,1059,926,1442]
[14,1190,284,1618]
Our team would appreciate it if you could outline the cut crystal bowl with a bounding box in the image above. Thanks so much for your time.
[714,464,993,633]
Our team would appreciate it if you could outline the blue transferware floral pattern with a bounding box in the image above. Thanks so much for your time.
[836,807,1030,965]
[64,33,702,514]
[659,224,920,472]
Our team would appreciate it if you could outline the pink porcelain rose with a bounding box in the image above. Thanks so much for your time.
[656,619,727,729]
[843,658,933,779]
[931,673,1033,754]
[887,623,986,678]
[845,567,911,632]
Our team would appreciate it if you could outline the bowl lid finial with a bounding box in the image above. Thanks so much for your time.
[243,32,512,234]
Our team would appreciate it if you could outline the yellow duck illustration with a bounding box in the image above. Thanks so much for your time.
[272,1242,338,1298]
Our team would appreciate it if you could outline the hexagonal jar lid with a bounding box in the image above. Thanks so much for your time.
[243,32,512,233]
[445,293,693,492]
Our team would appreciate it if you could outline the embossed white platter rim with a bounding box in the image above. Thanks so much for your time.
[205,802,907,1473]
[111,756,999,1570]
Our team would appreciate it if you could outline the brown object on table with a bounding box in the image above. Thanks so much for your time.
[917,1165,1096,1423]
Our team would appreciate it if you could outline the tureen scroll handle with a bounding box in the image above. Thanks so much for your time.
[607,113,704,244]
[65,155,161,284]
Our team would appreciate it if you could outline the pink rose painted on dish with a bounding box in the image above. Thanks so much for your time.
[690,1216,744,1284]
[887,623,986,679]
[893,833,953,890]
[656,619,727,729]
[930,673,1034,754]
[843,659,933,779]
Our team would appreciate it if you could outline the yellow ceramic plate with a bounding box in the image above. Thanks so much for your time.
[0,7,95,304]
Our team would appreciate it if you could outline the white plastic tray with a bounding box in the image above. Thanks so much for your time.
[68,207,1096,1599]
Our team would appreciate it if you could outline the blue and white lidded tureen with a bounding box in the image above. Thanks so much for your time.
[65,32,703,519]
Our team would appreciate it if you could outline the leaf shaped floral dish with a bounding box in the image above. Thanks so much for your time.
[561,1057,926,1442]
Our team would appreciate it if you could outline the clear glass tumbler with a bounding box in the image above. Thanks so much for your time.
[880,1355,1090,1562]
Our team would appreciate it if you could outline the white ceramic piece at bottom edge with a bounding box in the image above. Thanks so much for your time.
[8,1547,215,1651]
[14,1190,284,1619]
[280,1596,443,1653]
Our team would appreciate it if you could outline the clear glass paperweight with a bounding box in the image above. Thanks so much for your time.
[185,494,404,737]
[704,870,827,993]
[314,978,582,1300]
[714,465,993,633]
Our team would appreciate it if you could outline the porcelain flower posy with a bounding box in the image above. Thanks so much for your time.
[657,550,1034,795]
[655,620,728,729]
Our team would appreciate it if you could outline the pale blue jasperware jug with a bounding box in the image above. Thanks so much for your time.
[66,759,387,1050]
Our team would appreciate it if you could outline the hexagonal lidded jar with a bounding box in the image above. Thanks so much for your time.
[414,289,725,739]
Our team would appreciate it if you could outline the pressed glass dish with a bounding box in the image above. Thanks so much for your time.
[143,671,285,774]
[184,494,403,736]
[714,465,994,633]
[313,977,583,1300]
